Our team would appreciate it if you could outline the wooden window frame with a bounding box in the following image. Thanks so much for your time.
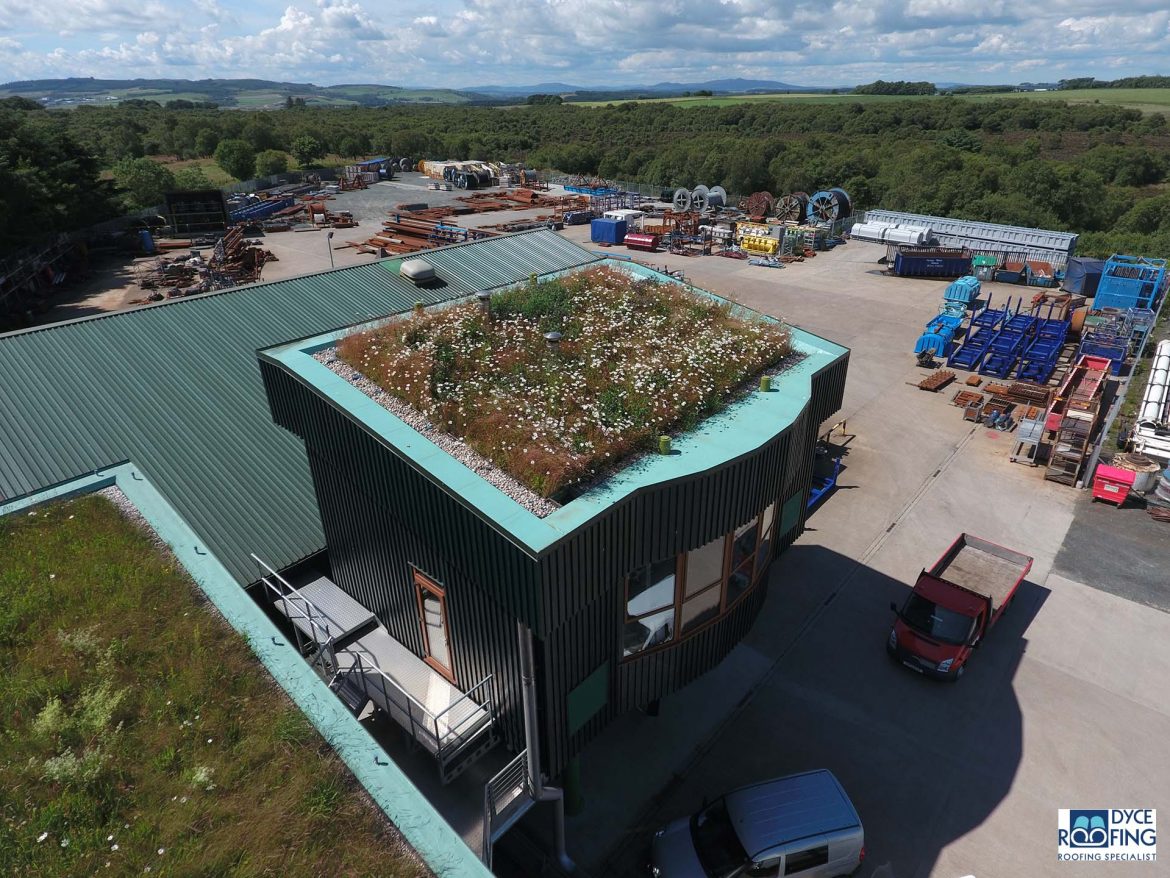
[621,501,780,662]
[413,571,456,684]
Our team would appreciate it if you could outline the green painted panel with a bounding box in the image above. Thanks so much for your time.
[0,231,600,584]
[567,661,609,735]
[779,491,804,536]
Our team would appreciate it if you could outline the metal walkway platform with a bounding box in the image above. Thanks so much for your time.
[339,628,492,754]
[272,575,376,644]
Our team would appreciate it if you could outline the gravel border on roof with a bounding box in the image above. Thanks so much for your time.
[313,348,561,517]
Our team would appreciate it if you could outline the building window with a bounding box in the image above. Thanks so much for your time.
[622,502,778,660]
[681,535,724,634]
[414,571,455,683]
[623,557,677,656]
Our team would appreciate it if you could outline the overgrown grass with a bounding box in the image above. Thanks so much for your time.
[338,266,791,498]
[0,495,428,877]
[164,157,238,187]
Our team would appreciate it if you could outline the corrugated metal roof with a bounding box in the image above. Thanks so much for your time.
[864,209,1078,259]
[0,230,600,584]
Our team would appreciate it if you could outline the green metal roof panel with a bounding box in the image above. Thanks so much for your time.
[0,230,601,584]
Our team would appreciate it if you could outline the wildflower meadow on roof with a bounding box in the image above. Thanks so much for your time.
[338,266,791,499]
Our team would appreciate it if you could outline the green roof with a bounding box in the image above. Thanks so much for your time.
[263,260,850,555]
[0,230,600,583]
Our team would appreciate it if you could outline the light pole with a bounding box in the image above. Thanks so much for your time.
[326,230,335,269]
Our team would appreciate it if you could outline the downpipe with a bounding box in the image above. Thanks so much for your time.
[518,621,576,873]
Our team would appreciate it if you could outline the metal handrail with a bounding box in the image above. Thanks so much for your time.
[482,749,533,865]
[251,553,337,651]
[347,651,493,760]
[434,674,494,725]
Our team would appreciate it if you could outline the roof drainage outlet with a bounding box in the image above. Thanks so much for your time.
[400,259,436,285]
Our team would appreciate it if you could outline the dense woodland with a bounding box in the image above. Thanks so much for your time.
[2,97,1170,258]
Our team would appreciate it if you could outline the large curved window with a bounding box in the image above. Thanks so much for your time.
[623,500,778,658]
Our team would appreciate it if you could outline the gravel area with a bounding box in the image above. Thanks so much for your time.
[313,348,561,517]
[97,485,174,554]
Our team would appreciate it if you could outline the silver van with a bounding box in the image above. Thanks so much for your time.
[649,769,865,877]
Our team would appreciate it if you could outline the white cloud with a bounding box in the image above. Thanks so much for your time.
[2,1,1169,88]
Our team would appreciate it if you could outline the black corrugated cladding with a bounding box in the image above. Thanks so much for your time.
[260,346,847,777]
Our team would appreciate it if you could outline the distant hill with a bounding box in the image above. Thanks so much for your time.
[466,77,830,98]
[1,75,847,109]
[648,78,827,93]
[470,83,586,96]
[0,77,482,107]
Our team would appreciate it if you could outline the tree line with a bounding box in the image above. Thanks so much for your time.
[2,97,1169,258]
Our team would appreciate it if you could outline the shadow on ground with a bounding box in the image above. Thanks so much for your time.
[560,544,1049,878]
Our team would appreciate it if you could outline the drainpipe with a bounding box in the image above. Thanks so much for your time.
[517,621,576,873]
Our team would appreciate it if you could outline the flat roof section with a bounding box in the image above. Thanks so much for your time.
[261,260,849,555]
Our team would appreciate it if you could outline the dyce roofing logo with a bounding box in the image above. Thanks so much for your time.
[1058,809,1157,862]
[1067,811,1109,848]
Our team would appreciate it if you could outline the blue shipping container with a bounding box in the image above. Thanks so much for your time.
[893,251,972,278]
[590,218,627,245]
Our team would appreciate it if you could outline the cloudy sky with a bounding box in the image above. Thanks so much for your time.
[1,0,1168,88]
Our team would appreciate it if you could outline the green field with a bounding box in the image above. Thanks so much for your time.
[0,78,473,107]
[0,493,426,877]
[574,88,1170,113]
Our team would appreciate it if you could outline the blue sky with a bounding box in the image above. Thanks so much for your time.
[1,0,1168,88]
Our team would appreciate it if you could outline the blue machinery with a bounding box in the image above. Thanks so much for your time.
[914,276,981,359]
[807,446,843,510]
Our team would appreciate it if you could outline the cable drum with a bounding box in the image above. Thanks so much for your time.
[775,192,809,222]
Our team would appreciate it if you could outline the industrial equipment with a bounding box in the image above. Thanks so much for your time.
[947,295,1018,371]
[979,312,1038,379]
[774,192,809,222]
[805,188,852,223]
[1132,339,1170,461]
[624,233,660,252]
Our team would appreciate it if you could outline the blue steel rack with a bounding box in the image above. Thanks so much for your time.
[980,312,1038,378]
[1015,310,1070,384]
[947,295,1018,371]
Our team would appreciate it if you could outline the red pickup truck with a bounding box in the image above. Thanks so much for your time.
[887,534,1033,681]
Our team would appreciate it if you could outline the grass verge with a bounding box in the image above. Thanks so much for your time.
[338,266,791,498]
[0,493,428,877]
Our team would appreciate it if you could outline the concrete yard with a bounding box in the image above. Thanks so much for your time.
[34,185,1168,877]
[533,235,1169,878]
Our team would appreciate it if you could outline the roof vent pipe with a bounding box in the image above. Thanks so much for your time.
[544,331,562,350]
[476,290,492,318]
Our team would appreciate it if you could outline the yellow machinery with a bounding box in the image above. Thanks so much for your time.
[741,235,779,256]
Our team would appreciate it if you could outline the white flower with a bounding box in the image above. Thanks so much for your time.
[37,832,48,843]
[112,844,119,851]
